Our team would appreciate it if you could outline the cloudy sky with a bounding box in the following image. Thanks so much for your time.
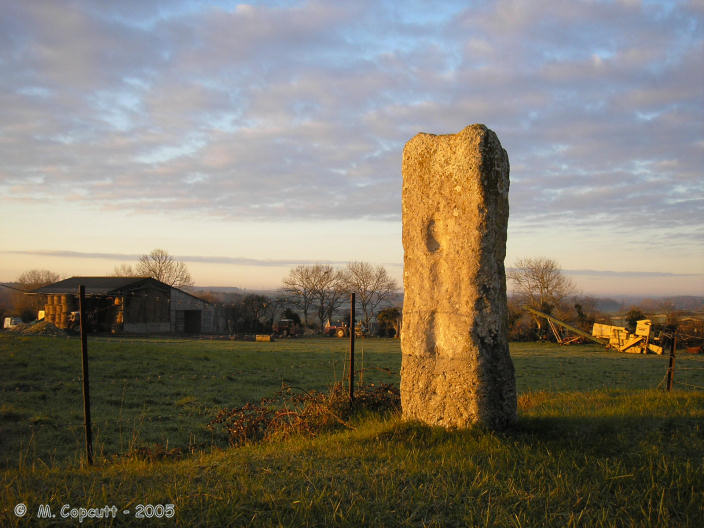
[1,0,702,296]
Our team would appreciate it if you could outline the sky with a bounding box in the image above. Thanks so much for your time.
[0,0,702,297]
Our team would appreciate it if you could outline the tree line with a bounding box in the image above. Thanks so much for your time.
[4,251,698,341]
[506,257,698,341]
[206,262,400,336]
[1,253,402,337]
[281,262,397,331]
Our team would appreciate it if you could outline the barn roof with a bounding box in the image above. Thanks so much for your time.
[34,276,170,296]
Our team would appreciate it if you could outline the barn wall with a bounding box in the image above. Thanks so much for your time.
[124,287,170,325]
[124,322,171,333]
[170,288,216,333]
[118,286,171,333]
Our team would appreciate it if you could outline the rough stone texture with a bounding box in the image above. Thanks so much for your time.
[400,124,517,430]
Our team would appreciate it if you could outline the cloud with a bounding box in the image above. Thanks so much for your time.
[1,249,394,268]
[0,0,701,246]
[9,249,698,280]
[562,269,703,278]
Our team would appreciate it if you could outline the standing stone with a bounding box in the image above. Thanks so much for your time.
[400,124,516,430]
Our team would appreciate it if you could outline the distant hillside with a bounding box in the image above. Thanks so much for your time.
[192,286,247,294]
[510,294,704,314]
[591,297,623,313]
[608,295,704,313]
[663,296,704,311]
[188,286,286,304]
[190,286,702,314]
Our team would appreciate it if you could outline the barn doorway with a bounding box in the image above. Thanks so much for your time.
[176,310,202,333]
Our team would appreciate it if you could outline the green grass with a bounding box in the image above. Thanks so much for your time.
[1,334,703,526]
[0,335,402,467]
[1,336,702,467]
[2,391,703,527]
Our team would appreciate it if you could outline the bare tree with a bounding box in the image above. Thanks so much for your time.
[135,249,194,288]
[112,263,137,277]
[281,265,316,327]
[241,294,274,332]
[658,300,681,330]
[17,269,61,290]
[507,257,576,336]
[342,261,398,332]
[14,269,61,321]
[282,264,347,330]
[309,264,347,330]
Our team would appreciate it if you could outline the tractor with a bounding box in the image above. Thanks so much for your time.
[273,318,300,337]
[324,320,349,337]
[324,319,367,338]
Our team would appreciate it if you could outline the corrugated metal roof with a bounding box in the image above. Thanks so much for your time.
[34,277,169,296]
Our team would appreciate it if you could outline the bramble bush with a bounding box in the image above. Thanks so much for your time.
[208,383,400,446]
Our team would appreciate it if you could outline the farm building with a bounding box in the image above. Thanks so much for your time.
[33,277,217,334]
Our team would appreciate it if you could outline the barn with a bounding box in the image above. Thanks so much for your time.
[34,277,216,334]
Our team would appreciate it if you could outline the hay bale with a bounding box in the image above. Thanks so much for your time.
[60,295,75,308]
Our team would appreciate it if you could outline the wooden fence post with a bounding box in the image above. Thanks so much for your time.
[666,332,677,393]
[349,293,355,402]
[79,285,93,465]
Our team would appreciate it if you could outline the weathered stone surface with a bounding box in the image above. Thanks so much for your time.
[400,124,516,430]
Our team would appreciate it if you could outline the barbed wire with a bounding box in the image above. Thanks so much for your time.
[675,381,704,391]
[4,369,398,386]
[618,352,704,361]
[676,332,704,341]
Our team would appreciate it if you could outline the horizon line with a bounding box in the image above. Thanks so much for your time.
[2,249,702,280]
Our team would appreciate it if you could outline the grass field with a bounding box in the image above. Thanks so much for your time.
[1,335,403,467]
[2,334,703,526]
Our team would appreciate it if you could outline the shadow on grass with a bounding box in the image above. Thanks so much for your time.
[510,414,703,458]
[370,390,704,460]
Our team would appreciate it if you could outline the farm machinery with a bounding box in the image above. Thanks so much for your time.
[591,319,663,354]
[324,319,367,338]
[524,306,663,354]
[272,318,301,337]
